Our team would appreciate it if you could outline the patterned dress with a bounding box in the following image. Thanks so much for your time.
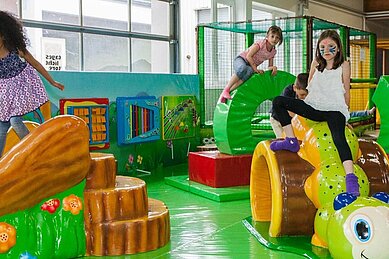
[0,51,48,121]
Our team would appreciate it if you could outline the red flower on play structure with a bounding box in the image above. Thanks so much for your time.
[41,198,60,213]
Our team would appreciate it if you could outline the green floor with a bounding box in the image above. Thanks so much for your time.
[96,164,309,259]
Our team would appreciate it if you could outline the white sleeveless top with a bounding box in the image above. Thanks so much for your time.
[304,65,350,121]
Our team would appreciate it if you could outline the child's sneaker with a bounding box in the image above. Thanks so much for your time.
[270,137,300,153]
[345,173,360,196]
[368,106,376,116]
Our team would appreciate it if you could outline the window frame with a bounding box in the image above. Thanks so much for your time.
[16,0,177,72]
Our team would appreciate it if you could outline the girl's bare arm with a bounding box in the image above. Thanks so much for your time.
[342,61,351,108]
[19,50,64,90]
[308,59,318,83]
[246,44,261,73]
[268,58,277,75]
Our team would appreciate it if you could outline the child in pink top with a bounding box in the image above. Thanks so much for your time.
[219,25,283,103]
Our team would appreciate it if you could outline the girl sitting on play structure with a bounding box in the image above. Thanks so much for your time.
[0,11,64,157]
[270,29,360,196]
[218,25,283,103]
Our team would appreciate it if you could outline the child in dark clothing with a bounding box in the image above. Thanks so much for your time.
[270,73,309,138]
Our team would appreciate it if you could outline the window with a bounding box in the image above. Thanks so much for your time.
[252,9,272,20]
[3,0,172,72]
[25,27,81,71]
[252,3,294,20]
[84,34,129,71]
[22,0,80,25]
[132,0,170,36]
[83,0,129,30]
[131,38,170,72]
[1,0,18,14]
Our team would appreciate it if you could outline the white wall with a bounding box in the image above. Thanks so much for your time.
[180,1,212,75]
[252,0,300,15]
[319,0,363,12]
[253,0,365,29]
[306,0,364,29]
[234,0,251,21]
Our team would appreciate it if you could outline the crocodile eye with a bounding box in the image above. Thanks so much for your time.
[354,219,371,242]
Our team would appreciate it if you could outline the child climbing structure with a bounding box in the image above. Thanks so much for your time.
[213,71,295,155]
[0,115,170,258]
[84,153,170,256]
[203,17,387,258]
[198,16,377,136]
[188,71,294,190]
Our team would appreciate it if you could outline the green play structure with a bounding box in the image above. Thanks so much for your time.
[373,76,389,154]
[213,71,295,155]
[197,16,377,155]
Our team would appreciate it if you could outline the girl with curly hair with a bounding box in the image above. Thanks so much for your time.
[0,11,64,156]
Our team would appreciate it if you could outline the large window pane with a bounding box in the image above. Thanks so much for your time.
[252,3,294,20]
[18,0,172,72]
[131,38,169,72]
[1,0,19,15]
[131,0,169,36]
[83,0,129,30]
[22,0,80,25]
[25,27,80,71]
[84,34,129,71]
[217,4,231,22]
[252,9,272,20]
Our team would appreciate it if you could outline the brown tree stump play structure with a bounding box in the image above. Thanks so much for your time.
[84,153,170,256]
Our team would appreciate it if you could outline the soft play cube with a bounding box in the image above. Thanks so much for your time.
[188,151,252,187]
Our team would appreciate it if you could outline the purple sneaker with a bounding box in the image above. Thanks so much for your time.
[270,137,300,153]
[346,173,360,196]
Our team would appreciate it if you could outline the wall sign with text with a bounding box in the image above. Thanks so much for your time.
[41,37,66,71]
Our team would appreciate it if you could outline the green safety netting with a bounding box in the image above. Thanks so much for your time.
[199,17,343,34]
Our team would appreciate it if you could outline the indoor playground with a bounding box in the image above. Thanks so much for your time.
[1,3,389,259]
